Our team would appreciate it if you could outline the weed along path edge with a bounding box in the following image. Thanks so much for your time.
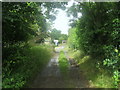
[29,45,89,88]
[64,48,89,88]
[29,46,66,88]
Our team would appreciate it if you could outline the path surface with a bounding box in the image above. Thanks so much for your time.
[29,45,89,88]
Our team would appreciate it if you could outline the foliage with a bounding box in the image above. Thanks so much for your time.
[2,1,120,88]
[2,2,47,44]
[2,2,49,67]
[50,29,68,43]
[2,45,53,88]
[41,2,67,21]
[59,34,68,43]
[77,2,120,87]
[2,2,62,88]
[69,50,115,88]
[58,51,69,76]
[68,2,120,87]
[68,28,79,50]
[50,28,61,40]
[67,3,80,18]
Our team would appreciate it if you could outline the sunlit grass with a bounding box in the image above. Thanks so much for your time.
[68,50,115,88]
[80,58,115,88]
[58,51,69,77]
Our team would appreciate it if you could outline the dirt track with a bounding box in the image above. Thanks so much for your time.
[29,45,89,88]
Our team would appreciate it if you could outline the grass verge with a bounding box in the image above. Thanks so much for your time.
[68,50,115,88]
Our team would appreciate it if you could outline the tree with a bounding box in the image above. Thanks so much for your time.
[2,2,68,88]
[50,28,61,40]
[68,28,78,49]
[59,34,68,43]
[68,2,120,87]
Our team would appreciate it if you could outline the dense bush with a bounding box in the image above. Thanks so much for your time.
[68,28,79,50]
[68,2,120,87]
[2,2,67,88]
[2,45,53,88]
[2,2,52,88]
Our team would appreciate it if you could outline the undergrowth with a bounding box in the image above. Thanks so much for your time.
[2,44,53,88]
[68,50,115,88]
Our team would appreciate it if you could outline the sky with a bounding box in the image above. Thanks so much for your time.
[53,0,75,35]
[53,9,70,35]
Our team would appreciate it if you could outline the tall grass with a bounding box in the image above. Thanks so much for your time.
[2,44,53,88]
[68,50,115,88]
